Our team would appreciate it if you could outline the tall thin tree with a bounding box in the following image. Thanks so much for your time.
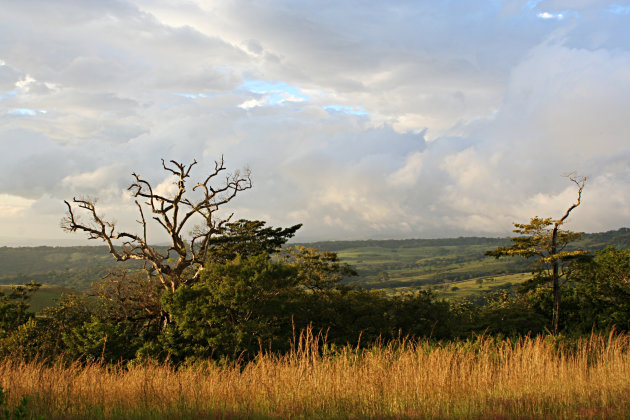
[486,174,587,333]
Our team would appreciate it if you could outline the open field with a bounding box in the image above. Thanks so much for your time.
[387,272,532,297]
[0,284,75,313]
[2,333,630,419]
[335,244,531,290]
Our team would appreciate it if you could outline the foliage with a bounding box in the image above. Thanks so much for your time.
[281,245,357,290]
[293,287,392,345]
[0,293,92,361]
[205,219,302,263]
[164,253,301,361]
[0,386,32,420]
[0,283,40,340]
[474,290,549,335]
[486,216,588,271]
[563,247,630,332]
[389,290,454,339]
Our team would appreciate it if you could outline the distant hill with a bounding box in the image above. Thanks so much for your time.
[0,246,142,289]
[301,228,630,293]
[0,228,628,295]
[304,228,630,252]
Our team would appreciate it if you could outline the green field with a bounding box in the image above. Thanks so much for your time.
[0,284,76,313]
[335,243,530,290]
[312,228,630,293]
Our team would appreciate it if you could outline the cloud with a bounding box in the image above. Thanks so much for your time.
[0,0,628,244]
[537,11,565,19]
[0,194,35,217]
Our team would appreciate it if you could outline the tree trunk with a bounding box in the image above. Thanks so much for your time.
[552,259,560,334]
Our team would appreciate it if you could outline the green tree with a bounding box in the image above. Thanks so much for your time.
[206,219,301,264]
[0,293,93,362]
[389,290,454,339]
[475,291,549,336]
[164,253,300,360]
[0,282,40,340]
[163,245,362,361]
[564,247,630,332]
[281,245,357,291]
[486,175,587,333]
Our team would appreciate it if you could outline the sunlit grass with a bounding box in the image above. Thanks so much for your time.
[2,332,629,419]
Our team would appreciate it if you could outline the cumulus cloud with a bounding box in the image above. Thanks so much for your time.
[0,0,628,245]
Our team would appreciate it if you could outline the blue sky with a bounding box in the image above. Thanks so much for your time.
[0,0,629,245]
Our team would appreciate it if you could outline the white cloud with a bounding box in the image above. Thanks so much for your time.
[537,11,565,19]
[0,194,35,217]
[15,75,36,91]
[0,1,628,244]
[388,151,424,187]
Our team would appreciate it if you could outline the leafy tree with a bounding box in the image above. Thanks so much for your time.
[163,244,364,361]
[0,282,40,339]
[564,247,630,332]
[486,174,587,333]
[0,289,92,361]
[389,290,454,339]
[294,287,392,346]
[64,271,165,362]
[281,245,357,291]
[1,273,164,363]
[164,253,300,360]
[206,219,301,264]
[474,291,549,336]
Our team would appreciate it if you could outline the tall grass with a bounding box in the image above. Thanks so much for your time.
[2,331,630,419]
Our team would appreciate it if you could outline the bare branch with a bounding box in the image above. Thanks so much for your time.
[62,157,252,291]
[557,173,587,225]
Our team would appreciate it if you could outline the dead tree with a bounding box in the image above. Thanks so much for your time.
[62,157,252,292]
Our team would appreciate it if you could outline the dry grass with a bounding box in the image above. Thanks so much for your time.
[2,332,630,419]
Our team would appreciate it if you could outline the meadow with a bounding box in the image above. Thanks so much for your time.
[2,331,629,419]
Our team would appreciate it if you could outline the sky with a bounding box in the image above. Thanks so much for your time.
[0,0,629,246]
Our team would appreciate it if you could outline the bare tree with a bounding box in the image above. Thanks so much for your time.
[62,157,252,292]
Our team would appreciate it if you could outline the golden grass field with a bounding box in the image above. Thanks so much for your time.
[2,331,630,419]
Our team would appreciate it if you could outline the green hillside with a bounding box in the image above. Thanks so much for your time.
[0,246,144,289]
[308,228,630,293]
[0,228,628,298]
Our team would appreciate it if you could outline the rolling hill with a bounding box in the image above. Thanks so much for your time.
[0,228,628,304]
